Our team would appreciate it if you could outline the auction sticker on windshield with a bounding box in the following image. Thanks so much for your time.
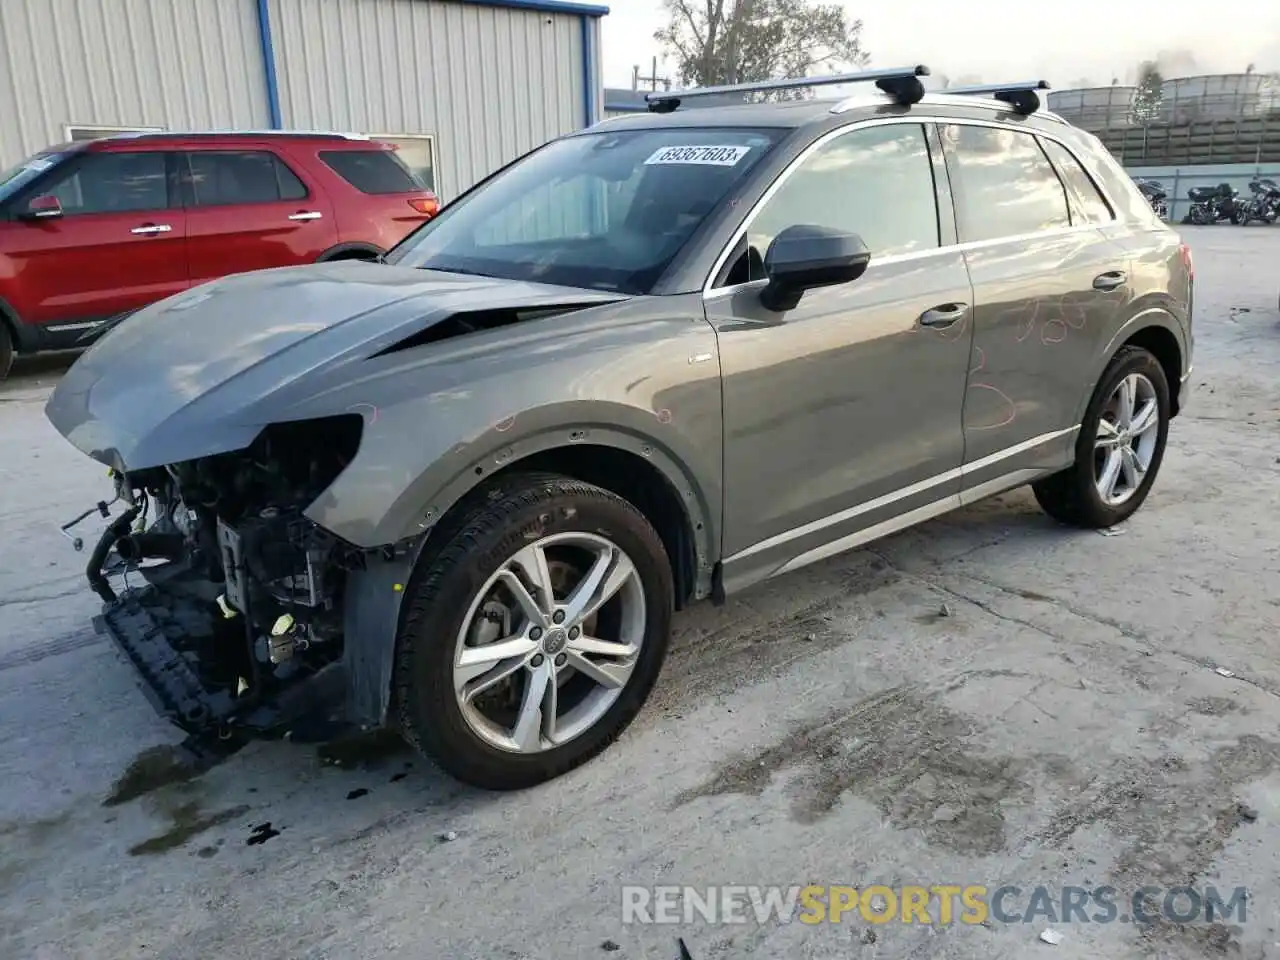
[644,145,751,166]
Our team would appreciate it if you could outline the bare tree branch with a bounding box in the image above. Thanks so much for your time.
[655,0,869,89]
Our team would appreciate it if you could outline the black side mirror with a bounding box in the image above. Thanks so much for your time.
[759,224,871,312]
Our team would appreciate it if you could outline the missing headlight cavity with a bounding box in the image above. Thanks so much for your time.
[168,415,364,523]
[371,303,615,358]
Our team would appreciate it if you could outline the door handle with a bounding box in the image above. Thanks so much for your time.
[918,303,969,328]
[130,224,172,235]
[288,211,323,221]
[1092,271,1127,291]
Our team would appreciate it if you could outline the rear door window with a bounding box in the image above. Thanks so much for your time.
[184,151,308,206]
[319,150,424,194]
[1038,138,1114,224]
[940,124,1071,242]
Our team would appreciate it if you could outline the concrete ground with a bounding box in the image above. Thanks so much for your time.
[2,226,1279,960]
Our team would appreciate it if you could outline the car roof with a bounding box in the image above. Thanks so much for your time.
[582,67,1073,140]
[77,131,391,151]
[585,91,1072,133]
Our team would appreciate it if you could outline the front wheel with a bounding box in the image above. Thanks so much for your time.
[0,323,12,381]
[393,472,674,789]
[1032,346,1171,529]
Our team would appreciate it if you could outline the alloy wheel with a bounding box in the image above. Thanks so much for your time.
[452,532,646,754]
[1094,372,1160,506]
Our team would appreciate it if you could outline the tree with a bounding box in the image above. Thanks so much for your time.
[1132,60,1164,123]
[653,0,869,93]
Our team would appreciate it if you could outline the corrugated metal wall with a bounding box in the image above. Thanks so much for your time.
[0,0,270,165]
[267,0,588,200]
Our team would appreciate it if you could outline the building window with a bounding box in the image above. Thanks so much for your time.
[64,124,163,143]
[368,134,436,193]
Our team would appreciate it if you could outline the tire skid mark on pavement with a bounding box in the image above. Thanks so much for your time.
[0,631,102,673]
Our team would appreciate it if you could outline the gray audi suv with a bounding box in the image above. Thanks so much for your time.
[45,67,1193,790]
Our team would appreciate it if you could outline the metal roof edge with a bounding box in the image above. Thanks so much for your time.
[458,0,610,16]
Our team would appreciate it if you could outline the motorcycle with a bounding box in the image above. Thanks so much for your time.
[1133,177,1169,219]
[1182,183,1244,225]
[1239,177,1280,225]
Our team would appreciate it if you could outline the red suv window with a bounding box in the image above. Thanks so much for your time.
[184,151,308,205]
[319,150,423,194]
[44,151,171,215]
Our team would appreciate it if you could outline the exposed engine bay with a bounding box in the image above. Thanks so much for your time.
[67,415,370,738]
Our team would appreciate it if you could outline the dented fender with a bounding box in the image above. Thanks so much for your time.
[305,295,725,563]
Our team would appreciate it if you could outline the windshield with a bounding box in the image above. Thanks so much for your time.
[0,151,66,203]
[384,127,786,295]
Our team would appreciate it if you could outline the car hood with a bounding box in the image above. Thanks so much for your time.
[45,261,625,471]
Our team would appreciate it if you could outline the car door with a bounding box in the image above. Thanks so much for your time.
[0,149,187,333]
[180,147,338,285]
[704,120,975,593]
[937,122,1132,493]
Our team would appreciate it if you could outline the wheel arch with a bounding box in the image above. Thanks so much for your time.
[0,294,28,354]
[413,430,713,611]
[1122,325,1184,416]
[1078,308,1186,423]
[338,432,713,731]
[316,241,383,262]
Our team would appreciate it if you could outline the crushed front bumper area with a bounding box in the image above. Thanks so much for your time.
[96,584,351,742]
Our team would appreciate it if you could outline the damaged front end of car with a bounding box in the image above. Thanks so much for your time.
[44,259,646,752]
[67,413,389,741]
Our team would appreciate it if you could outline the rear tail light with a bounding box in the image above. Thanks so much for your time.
[408,194,440,217]
[1178,241,1193,280]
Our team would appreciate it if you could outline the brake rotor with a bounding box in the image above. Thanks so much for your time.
[470,556,596,713]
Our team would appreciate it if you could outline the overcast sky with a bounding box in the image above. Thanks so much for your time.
[599,0,1280,91]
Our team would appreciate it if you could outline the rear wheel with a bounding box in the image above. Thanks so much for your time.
[1032,346,1170,529]
[393,473,674,789]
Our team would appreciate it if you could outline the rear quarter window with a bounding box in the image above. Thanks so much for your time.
[940,124,1070,242]
[1039,137,1114,224]
[319,150,424,194]
[1065,133,1151,223]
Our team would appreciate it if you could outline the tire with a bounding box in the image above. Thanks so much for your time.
[1032,346,1171,529]
[0,322,13,381]
[393,472,674,790]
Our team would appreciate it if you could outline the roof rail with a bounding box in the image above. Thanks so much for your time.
[944,80,1051,116]
[105,129,372,141]
[644,65,931,114]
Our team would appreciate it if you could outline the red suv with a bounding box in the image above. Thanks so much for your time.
[0,131,440,377]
